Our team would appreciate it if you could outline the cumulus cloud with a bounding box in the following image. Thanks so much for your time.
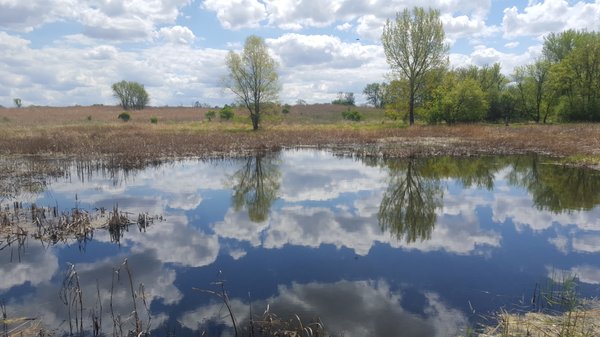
[157,25,196,44]
[0,32,229,107]
[502,0,600,38]
[202,0,267,29]
[0,0,192,41]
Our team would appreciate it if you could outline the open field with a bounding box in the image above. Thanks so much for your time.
[0,105,599,169]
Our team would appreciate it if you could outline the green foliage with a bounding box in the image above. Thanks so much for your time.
[13,98,22,108]
[205,110,216,121]
[150,116,158,124]
[382,7,448,125]
[219,105,234,121]
[282,104,291,114]
[117,112,130,122]
[86,115,92,121]
[341,109,362,121]
[225,35,280,130]
[332,92,355,106]
[427,75,488,124]
[111,80,149,110]
[363,83,387,108]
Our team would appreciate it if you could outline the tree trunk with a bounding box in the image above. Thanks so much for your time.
[251,113,259,130]
[409,91,415,126]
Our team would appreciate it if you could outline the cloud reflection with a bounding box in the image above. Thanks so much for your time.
[179,280,467,337]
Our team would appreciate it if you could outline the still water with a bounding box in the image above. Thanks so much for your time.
[1,150,600,336]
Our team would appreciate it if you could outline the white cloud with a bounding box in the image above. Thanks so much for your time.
[336,22,353,31]
[157,25,196,44]
[202,0,267,29]
[502,0,600,39]
[0,0,192,41]
[0,31,230,106]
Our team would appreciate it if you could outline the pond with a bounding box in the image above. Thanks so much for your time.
[1,150,600,337]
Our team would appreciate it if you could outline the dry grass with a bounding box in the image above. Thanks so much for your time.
[480,308,600,337]
[1,105,599,169]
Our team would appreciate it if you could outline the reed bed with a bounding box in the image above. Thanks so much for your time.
[1,106,599,171]
[481,307,600,337]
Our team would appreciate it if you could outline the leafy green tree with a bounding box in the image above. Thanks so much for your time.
[513,59,556,123]
[332,92,355,105]
[427,74,488,124]
[378,159,443,243]
[363,83,387,108]
[382,7,448,125]
[111,80,149,110]
[549,31,600,121]
[543,30,578,63]
[13,98,22,108]
[230,153,281,222]
[225,35,280,130]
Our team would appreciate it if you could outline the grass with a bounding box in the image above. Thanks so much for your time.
[0,105,599,170]
[480,274,600,337]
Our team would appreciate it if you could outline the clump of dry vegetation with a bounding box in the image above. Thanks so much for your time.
[0,202,159,247]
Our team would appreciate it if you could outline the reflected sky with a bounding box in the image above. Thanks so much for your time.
[1,150,600,336]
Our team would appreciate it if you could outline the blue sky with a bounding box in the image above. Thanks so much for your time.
[1,0,599,107]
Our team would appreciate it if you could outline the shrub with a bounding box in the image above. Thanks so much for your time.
[282,104,291,114]
[87,115,92,121]
[219,105,234,121]
[150,116,158,124]
[206,110,216,121]
[117,112,130,122]
[342,109,362,121]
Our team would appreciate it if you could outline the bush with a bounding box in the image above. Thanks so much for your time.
[150,116,158,124]
[205,110,216,121]
[219,105,234,121]
[117,112,130,122]
[87,115,92,121]
[282,104,291,114]
[342,109,362,121]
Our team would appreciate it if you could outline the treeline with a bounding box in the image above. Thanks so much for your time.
[366,29,600,124]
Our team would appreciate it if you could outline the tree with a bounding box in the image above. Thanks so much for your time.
[378,159,442,243]
[427,73,488,124]
[363,83,387,108]
[225,35,280,131]
[513,59,557,123]
[230,153,281,222]
[382,7,448,125]
[13,98,22,108]
[111,80,149,110]
[332,92,355,105]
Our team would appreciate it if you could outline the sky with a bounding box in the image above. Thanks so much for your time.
[0,0,599,107]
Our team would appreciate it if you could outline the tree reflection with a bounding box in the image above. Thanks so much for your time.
[378,159,443,243]
[230,153,281,222]
[508,156,600,212]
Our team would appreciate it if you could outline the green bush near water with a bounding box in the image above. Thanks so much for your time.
[117,112,130,122]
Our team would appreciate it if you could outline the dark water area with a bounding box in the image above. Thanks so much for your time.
[1,150,600,337]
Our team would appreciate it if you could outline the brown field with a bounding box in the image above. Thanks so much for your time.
[0,105,599,169]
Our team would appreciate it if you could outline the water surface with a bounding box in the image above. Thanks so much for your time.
[1,150,600,336]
